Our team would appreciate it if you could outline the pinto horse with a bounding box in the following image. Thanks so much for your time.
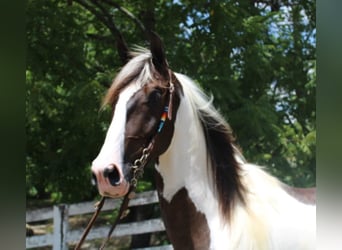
[91,34,316,250]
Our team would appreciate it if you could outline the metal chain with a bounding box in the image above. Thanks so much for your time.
[130,146,151,187]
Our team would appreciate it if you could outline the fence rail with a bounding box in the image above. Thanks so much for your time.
[26,190,172,250]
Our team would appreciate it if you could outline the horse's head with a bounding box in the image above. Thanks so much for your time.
[91,34,182,198]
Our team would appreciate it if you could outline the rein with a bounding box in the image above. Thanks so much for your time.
[74,81,175,250]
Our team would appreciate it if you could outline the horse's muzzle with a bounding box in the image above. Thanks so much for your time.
[91,163,130,198]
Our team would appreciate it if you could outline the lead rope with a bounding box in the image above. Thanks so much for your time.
[99,188,133,250]
[74,196,106,250]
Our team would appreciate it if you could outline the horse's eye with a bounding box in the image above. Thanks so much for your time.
[148,89,162,105]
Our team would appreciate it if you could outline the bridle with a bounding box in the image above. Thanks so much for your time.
[74,80,175,250]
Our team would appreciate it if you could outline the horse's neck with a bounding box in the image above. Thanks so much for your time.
[155,94,216,210]
[155,96,221,248]
[154,95,263,249]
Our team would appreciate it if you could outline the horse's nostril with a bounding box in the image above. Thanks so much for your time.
[91,173,97,186]
[103,165,121,186]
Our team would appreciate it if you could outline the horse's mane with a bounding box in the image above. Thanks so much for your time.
[103,49,247,220]
[174,73,247,221]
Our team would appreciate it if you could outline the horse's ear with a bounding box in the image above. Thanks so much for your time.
[116,33,130,65]
[149,31,169,79]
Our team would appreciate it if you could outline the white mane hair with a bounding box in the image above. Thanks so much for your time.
[173,72,246,161]
[175,73,226,129]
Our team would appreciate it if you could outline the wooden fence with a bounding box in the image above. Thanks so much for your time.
[26,190,172,250]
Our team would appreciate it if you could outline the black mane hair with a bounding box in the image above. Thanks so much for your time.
[199,111,247,221]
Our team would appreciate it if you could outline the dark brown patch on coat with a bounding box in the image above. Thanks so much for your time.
[155,171,210,250]
[124,79,181,164]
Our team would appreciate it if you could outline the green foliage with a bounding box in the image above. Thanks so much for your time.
[26,0,316,203]
[26,0,112,202]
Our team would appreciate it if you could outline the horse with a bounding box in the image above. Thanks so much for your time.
[91,34,316,250]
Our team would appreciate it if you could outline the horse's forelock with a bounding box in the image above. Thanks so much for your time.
[102,49,154,109]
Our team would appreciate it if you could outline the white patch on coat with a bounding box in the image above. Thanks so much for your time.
[92,84,139,195]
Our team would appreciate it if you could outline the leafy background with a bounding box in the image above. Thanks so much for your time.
[26,0,316,204]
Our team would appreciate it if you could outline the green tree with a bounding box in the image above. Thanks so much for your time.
[26,0,315,203]
[26,0,111,201]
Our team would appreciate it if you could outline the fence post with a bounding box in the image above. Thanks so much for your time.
[53,204,69,250]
